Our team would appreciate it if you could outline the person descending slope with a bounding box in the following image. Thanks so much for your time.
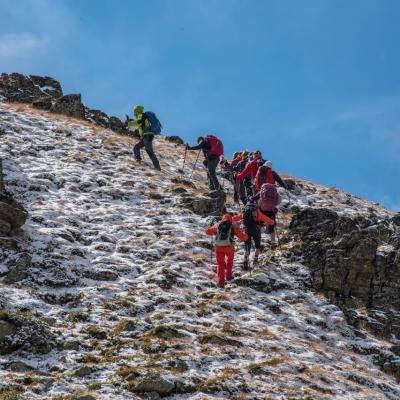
[205,214,248,287]
[254,160,287,192]
[241,202,275,269]
[128,105,162,170]
[253,182,281,248]
[186,135,223,190]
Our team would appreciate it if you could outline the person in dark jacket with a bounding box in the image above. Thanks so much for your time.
[128,105,161,170]
[186,136,221,190]
[240,203,275,269]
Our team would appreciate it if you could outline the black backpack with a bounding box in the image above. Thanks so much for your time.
[215,220,234,246]
[243,203,257,228]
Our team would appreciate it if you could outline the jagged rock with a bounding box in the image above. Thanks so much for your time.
[235,272,290,293]
[0,193,28,235]
[179,190,226,216]
[199,334,241,346]
[29,75,63,97]
[127,376,175,396]
[165,135,184,145]
[151,325,188,339]
[0,73,61,102]
[289,206,400,340]
[85,108,109,128]
[32,96,53,111]
[392,213,400,226]
[0,312,55,355]
[4,253,32,283]
[4,361,34,372]
[51,93,85,118]
[73,366,96,377]
[109,116,126,134]
[83,269,119,281]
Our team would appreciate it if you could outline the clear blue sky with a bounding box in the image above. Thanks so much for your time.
[1,0,399,210]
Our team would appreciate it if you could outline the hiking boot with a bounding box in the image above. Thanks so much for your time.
[270,241,277,249]
[252,256,259,267]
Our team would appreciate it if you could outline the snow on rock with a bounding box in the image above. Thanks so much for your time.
[0,102,400,399]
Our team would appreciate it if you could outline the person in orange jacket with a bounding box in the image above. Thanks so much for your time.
[205,214,248,287]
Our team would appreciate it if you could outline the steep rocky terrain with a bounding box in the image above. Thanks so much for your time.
[1,98,400,400]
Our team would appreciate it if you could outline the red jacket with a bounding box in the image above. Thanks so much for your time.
[235,156,261,181]
[254,167,275,192]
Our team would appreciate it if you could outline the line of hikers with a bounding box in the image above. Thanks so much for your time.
[126,105,288,287]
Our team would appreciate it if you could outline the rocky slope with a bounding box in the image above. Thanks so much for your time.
[1,100,400,400]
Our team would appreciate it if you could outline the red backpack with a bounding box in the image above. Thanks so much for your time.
[255,166,275,190]
[206,135,224,157]
[258,183,279,211]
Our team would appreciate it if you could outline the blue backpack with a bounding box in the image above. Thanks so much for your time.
[143,111,162,135]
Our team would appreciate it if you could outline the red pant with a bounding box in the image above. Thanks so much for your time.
[215,246,235,286]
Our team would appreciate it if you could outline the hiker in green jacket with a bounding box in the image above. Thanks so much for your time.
[128,105,161,170]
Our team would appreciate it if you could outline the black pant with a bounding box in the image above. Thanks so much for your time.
[133,134,160,170]
[203,156,221,190]
[244,225,261,254]
[260,209,276,233]
[244,177,254,201]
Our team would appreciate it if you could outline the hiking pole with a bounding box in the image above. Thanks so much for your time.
[189,149,201,180]
[181,146,187,174]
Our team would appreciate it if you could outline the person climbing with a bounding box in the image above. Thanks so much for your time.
[241,202,275,269]
[234,150,263,200]
[254,160,287,192]
[219,151,241,184]
[128,105,162,170]
[205,214,248,287]
[232,151,250,205]
[186,135,223,190]
[253,182,281,248]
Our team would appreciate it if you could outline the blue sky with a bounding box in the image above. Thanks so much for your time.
[1,0,399,210]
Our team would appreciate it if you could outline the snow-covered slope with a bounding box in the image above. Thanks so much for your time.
[0,102,399,399]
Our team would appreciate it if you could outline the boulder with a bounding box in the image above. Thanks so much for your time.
[0,312,55,355]
[51,94,85,119]
[179,190,226,217]
[109,116,127,134]
[127,376,175,396]
[165,135,184,145]
[32,96,53,111]
[0,193,28,235]
[29,75,63,97]
[4,253,32,283]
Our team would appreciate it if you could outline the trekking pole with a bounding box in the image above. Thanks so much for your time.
[181,146,187,174]
[189,149,201,180]
[275,214,280,246]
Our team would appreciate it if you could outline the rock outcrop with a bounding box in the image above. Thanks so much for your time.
[289,207,400,339]
[0,192,27,235]
[0,73,127,134]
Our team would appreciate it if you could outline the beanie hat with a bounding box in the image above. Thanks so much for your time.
[264,160,272,168]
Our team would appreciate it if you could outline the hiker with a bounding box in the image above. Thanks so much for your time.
[253,182,281,247]
[241,202,275,269]
[186,135,223,190]
[254,160,287,192]
[205,214,248,287]
[219,152,241,184]
[128,105,162,170]
[234,150,263,200]
[232,151,250,204]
